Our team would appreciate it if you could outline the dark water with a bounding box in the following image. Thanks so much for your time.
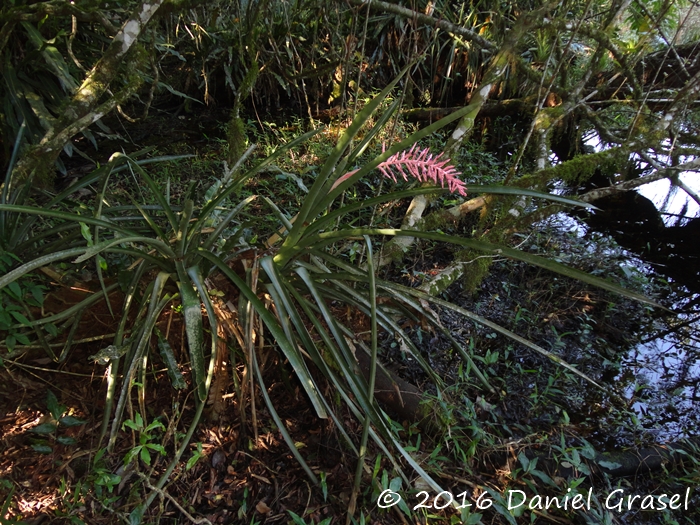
[621,334,700,439]
[580,192,700,440]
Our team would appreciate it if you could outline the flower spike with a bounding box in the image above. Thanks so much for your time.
[377,145,467,196]
[331,145,467,196]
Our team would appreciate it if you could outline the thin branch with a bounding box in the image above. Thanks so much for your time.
[674,176,700,208]
[348,0,497,52]
[135,471,213,525]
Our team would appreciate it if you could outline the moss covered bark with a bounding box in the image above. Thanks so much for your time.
[11,0,166,185]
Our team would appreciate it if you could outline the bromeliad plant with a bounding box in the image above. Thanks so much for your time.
[232,73,657,514]
[0,69,657,523]
[0,128,321,522]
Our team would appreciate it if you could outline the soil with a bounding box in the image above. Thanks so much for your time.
[0,303,356,524]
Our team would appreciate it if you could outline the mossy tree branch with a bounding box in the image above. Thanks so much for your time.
[11,0,167,184]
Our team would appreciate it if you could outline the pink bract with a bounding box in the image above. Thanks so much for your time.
[331,145,467,196]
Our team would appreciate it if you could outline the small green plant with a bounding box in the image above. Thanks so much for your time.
[90,448,121,499]
[237,486,249,521]
[186,443,205,471]
[121,413,166,467]
[27,390,86,454]
[54,477,89,525]
[0,253,47,354]
[0,482,27,525]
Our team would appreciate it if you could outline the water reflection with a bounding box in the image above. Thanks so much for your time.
[574,205,700,440]
[545,213,699,440]
[621,315,700,439]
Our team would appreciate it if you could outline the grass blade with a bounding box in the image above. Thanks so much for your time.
[0,247,88,290]
[251,347,318,484]
[73,235,177,264]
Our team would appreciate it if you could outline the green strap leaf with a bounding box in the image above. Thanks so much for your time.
[73,235,176,264]
[300,228,662,308]
[176,263,207,403]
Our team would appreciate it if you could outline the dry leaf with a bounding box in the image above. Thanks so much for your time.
[256,500,271,514]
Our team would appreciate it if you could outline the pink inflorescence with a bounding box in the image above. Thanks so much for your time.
[378,145,467,196]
